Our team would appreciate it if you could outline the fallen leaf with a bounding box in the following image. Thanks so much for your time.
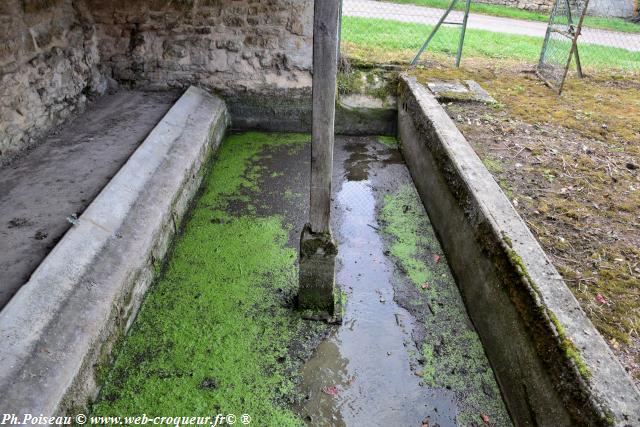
[433,254,441,263]
[322,386,339,396]
[596,293,607,305]
[481,413,490,424]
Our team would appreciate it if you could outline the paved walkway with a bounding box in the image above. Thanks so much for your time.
[0,90,178,308]
[343,0,640,52]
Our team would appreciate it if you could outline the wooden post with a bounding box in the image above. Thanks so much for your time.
[310,0,340,234]
[298,0,340,320]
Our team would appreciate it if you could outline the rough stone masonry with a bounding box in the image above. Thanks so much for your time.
[0,0,313,163]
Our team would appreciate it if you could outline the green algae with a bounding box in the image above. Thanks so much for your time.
[377,135,398,148]
[379,185,443,298]
[379,185,511,426]
[92,132,320,425]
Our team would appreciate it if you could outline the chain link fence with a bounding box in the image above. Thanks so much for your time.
[538,0,589,92]
[340,0,467,63]
[339,0,640,73]
[578,0,640,70]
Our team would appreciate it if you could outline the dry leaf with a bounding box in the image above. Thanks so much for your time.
[481,413,490,425]
[322,386,339,396]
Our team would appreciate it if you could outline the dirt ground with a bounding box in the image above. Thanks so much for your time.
[409,61,640,385]
[0,90,179,308]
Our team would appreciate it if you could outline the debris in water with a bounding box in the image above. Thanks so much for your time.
[481,413,490,425]
[67,213,79,225]
[199,377,218,390]
[426,302,435,316]
[322,386,339,396]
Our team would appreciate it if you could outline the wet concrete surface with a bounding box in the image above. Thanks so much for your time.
[296,177,458,426]
[0,90,180,309]
[251,134,511,426]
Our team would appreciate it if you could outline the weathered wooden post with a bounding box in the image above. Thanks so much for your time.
[298,0,340,318]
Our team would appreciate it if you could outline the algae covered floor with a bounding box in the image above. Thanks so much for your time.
[92,132,511,426]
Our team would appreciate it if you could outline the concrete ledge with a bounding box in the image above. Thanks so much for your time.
[226,87,396,136]
[398,75,640,426]
[0,86,229,415]
[336,94,396,136]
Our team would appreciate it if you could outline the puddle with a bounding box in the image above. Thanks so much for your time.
[344,143,375,181]
[296,177,458,426]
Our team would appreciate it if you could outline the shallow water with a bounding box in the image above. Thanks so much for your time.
[297,178,459,426]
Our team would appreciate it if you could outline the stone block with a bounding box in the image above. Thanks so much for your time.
[298,223,337,316]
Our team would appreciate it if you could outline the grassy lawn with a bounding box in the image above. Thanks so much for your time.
[384,0,640,33]
[341,16,640,70]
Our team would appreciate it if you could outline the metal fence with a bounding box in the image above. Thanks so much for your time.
[576,1,640,71]
[339,0,640,73]
[538,0,589,92]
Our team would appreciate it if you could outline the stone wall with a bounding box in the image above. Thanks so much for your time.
[87,0,313,96]
[0,0,106,162]
[588,0,636,18]
[474,0,637,16]
[1,0,314,162]
[474,0,553,13]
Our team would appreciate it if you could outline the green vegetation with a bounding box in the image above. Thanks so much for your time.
[383,0,640,33]
[337,69,398,101]
[482,156,504,174]
[379,185,511,426]
[92,132,322,425]
[341,16,640,69]
[503,238,591,381]
[377,135,398,148]
[380,185,440,290]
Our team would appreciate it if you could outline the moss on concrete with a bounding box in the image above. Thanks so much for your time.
[380,185,511,426]
[92,132,321,425]
[377,135,398,148]
[502,235,592,382]
[337,69,398,103]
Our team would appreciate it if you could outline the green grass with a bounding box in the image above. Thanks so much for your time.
[341,16,640,69]
[384,0,640,33]
[92,132,322,425]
